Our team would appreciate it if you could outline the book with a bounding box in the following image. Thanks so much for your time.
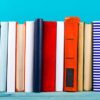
[7,22,16,92]
[25,21,34,92]
[78,22,84,91]
[84,24,92,91]
[0,22,9,92]
[64,17,80,92]
[0,24,1,43]
[33,19,43,92]
[15,23,26,92]
[92,21,100,91]
[56,21,64,91]
[42,21,57,92]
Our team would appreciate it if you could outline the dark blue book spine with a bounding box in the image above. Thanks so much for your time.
[33,19,43,92]
[93,21,100,91]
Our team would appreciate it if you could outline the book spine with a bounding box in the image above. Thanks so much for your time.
[84,24,92,91]
[25,21,34,92]
[0,22,9,91]
[33,19,43,92]
[15,23,26,92]
[78,22,84,91]
[92,21,100,91]
[7,22,16,92]
[0,23,1,42]
[42,21,57,92]
[64,17,80,92]
[56,21,64,91]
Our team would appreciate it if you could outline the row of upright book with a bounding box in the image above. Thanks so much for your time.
[0,16,100,93]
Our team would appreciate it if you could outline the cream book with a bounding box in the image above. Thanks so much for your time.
[78,22,84,91]
[25,21,34,92]
[56,21,64,91]
[84,24,92,91]
[7,22,16,92]
[16,23,26,92]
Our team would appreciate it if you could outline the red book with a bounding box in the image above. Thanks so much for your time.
[64,17,80,92]
[42,21,57,92]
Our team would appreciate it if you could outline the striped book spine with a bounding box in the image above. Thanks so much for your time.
[93,21,100,91]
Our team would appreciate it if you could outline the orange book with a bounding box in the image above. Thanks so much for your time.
[15,23,26,92]
[64,17,80,92]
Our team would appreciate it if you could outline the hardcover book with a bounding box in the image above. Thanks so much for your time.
[33,19,43,92]
[42,21,57,92]
[56,21,64,91]
[93,21,100,91]
[15,23,26,92]
[78,22,84,91]
[64,17,80,92]
[0,22,9,92]
[25,21,34,92]
[7,22,16,92]
[84,24,92,91]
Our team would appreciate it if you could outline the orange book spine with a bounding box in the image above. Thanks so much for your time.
[64,17,80,92]
[15,23,26,92]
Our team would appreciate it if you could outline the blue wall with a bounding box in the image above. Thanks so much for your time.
[0,0,100,23]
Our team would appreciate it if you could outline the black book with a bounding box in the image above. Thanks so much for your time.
[33,19,43,92]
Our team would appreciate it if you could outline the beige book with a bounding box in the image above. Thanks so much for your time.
[84,24,92,91]
[15,23,26,92]
[78,22,84,91]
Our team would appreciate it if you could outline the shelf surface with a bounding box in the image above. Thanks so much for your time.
[0,92,99,100]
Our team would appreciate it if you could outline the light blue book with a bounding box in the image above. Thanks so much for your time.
[0,22,8,92]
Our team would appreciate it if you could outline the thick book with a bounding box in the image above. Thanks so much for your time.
[42,21,57,92]
[84,24,92,91]
[92,21,100,91]
[25,21,34,92]
[33,19,43,92]
[78,22,84,91]
[0,22,9,92]
[64,17,80,92]
[7,22,16,92]
[56,21,64,91]
[15,23,26,92]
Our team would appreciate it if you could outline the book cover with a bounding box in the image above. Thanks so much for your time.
[7,22,16,92]
[25,21,34,92]
[92,21,100,91]
[84,24,92,91]
[56,21,64,91]
[64,17,80,92]
[78,22,84,91]
[42,21,57,92]
[0,22,9,92]
[33,19,43,92]
[15,23,26,92]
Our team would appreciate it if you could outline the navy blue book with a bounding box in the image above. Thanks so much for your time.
[93,21,100,91]
[33,19,43,92]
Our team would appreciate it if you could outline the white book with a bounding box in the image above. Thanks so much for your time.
[56,21,64,91]
[25,21,34,92]
[84,24,92,91]
[7,22,16,92]
[0,22,9,91]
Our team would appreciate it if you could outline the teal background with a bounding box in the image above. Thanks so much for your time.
[0,0,100,23]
